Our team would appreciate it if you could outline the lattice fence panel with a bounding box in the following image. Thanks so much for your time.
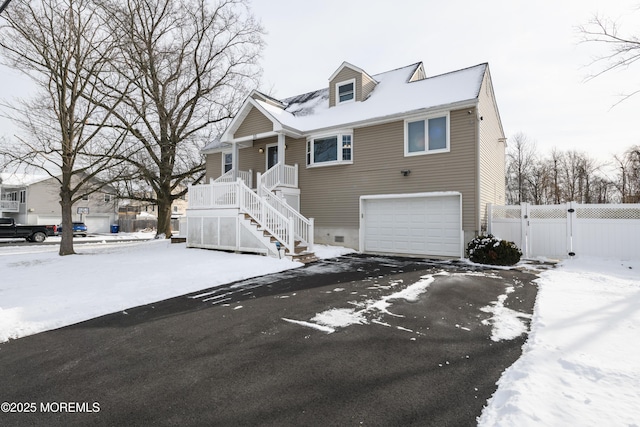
[577,206,640,220]
[491,205,521,220]
[529,207,567,220]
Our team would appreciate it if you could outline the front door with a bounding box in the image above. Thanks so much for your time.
[267,145,278,169]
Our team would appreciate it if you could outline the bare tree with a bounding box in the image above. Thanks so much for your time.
[579,11,640,105]
[616,145,640,202]
[0,0,126,255]
[527,158,551,204]
[506,132,537,204]
[95,0,264,237]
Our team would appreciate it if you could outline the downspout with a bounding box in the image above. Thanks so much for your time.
[475,104,481,239]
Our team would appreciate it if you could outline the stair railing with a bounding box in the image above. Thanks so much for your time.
[237,179,295,253]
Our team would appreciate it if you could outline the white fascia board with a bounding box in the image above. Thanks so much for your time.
[220,97,287,143]
[329,61,377,83]
[220,97,254,142]
[360,191,462,201]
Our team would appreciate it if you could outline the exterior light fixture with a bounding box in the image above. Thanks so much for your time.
[401,170,411,176]
[258,147,264,153]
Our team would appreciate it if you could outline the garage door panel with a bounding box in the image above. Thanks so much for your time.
[362,194,461,257]
[84,216,111,233]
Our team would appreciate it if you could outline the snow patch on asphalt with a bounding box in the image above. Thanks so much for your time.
[284,274,435,333]
[282,318,335,333]
[481,286,532,341]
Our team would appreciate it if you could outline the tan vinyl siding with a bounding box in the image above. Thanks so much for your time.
[362,73,377,100]
[206,153,223,182]
[296,109,477,232]
[478,69,506,230]
[329,67,363,107]
[206,136,279,184]
[234,106,273,139]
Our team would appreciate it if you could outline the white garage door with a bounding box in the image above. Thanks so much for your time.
[84,216,111,233]
[361,193,462,257]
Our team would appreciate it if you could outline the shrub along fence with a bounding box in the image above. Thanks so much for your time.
[487,202,640,260]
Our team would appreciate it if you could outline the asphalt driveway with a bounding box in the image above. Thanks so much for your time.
[0,254,540,426]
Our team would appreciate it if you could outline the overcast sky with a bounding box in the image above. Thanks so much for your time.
[251,0,640,163]
[1,0,639,166]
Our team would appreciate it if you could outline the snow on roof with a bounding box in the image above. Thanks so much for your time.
[258,62,487,133]
[0,172,50,187]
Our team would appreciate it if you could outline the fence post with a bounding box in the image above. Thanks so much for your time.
[309,217,314,251]
[521,203,529,258]
[567,201,576,257]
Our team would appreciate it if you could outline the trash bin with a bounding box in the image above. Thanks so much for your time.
[110,224,119,233]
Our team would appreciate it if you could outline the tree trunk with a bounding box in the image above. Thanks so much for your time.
[59,184,75,256]
[156,199,173,238]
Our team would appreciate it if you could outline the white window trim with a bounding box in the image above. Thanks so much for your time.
[335,78,356,104]
[306,131,354,168]
[265,143,278,170]
[404,112,451,157]
[221,151,233,173]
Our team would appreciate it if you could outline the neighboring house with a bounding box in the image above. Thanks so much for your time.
[187,60,505,259]
[0,172,118,233]
[117,187,188,233]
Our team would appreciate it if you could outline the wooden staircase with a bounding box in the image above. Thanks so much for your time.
[244,213,317,263]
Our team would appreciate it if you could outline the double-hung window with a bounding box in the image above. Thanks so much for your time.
[222,152,233,173]
[306,132,353,167]
[404,113,450,156]
[336,79,355,104]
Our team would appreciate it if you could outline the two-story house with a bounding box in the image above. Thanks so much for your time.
[0,172,118,233]
[187,61,505,260]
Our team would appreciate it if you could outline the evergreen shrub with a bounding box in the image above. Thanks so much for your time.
[466,234,522,266]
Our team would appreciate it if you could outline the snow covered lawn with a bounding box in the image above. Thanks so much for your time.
[479,256,640,426]
[1,240,638,426]
[0,240,350,343]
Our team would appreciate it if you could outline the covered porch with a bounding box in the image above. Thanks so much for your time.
[187,132,316,262]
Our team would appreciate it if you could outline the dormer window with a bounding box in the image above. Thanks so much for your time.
[336,79,355,104]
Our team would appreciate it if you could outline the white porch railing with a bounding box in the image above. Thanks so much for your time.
[188,179,313,254]
[237,180,295,253]
[189,181,237,209]
[259,184,313,249]
[213,168,253,188]
[257,162,298,191]
[0,200,19,212]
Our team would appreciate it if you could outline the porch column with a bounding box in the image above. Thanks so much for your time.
[277,133,286,183]
[232,141,239,180]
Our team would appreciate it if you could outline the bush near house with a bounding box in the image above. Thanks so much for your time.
[466,234,522,266]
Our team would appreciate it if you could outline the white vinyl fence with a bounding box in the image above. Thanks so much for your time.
[488,202,640,260]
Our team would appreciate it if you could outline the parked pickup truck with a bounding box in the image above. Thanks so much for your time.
[0,217,58,243]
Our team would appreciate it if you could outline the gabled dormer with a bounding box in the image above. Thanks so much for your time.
[328,62,378,107]
[408,62,426,82]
